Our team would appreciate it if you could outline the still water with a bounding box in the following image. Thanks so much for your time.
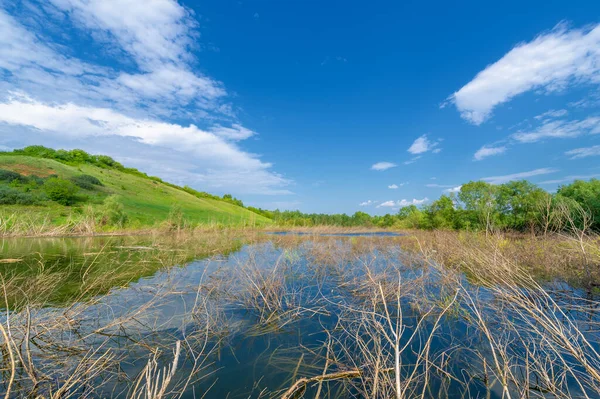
[1,232,599,398]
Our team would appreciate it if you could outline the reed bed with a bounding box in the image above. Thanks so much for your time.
[1,229,599,398]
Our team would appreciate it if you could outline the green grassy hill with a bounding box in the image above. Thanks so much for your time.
[0,151,271,233]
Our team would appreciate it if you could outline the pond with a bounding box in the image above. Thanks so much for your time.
[1,231,599,398]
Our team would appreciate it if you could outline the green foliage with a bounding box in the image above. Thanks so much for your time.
[0,151,271,230]
[0,169,26,183]
[1,147,266,218]
[0,187,38,205]
[5,146,156,180]
[495,180,546,231]
[99,196,128,227]
[397,205,426,229]
[182,185,220,200]
[70,174,103,190]
[426,195,457,229]
[222,193,244,207]
[557,179,600,230]
[43,177,79,205]
[458,181,498,230]
[166,204,186,230]
[260,178,600,233]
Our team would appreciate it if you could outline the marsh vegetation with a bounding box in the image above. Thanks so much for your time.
[1,228,600,398]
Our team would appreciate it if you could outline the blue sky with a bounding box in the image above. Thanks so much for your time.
[1,0,599,214]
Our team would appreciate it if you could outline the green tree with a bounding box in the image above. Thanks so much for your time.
[426,195,457,229]
[397,205,425,229]
[379,213,397,227]
[351,211,372,226]
[496,180,546,231]
[458,181,498,234]
[557,179,600,230]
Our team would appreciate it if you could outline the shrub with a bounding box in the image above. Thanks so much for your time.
[166,204,186,230]
[0,169,25,183]
[0,187,38,205]
[70,174,103,190]
[99,196,128,227]
[43,177,79,205]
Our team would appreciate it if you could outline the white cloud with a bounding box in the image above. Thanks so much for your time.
[408,134,440,154]
[449,23,600,124]
[403,156,421,165]
[359,200,374,206]
[534,109,568,120]
[565,145,600,159]
[426,183,454,188]
[0,3,288,195]
[0,95,290,194]
[0,4,228,118]
[371,162,397,171]
[511,116,600,143]
[388,183,408,189]
[398,198,428,207]
[377,198,428,208]
[482,168,558,185]
[539,174,600,184]
[49,0,197,69]
[474,145,507,161]
[445,186,462,193]
[209,124,256,141]
[426,183,461,193]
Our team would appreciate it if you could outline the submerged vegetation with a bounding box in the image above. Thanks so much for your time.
[1,229,599,398]
[2,146,600,398]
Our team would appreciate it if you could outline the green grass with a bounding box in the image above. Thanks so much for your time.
[0,155,271,231]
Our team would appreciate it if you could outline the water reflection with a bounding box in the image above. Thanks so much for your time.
[1,232,599,398]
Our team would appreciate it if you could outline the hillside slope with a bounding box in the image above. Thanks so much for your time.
[0,154,270,229]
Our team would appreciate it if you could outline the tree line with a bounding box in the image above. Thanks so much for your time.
[250,179,600,234]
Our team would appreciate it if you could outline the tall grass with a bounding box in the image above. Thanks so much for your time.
[1,229,599,398]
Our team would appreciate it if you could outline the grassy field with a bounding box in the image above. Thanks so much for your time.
[0,155,270,234]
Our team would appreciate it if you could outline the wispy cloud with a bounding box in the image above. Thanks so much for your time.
[565,145,600,159]
[0,1,290,195]
[445,186,462,193]
[371,162,397,171]
[359,200,375,206]
[426,183,454,188]
[0,3,227,118]
[474,145,507,161]
[448,23,600,124]
[403,156,421,165]
[426,183,462,193]
[408,134,441,154]
[0,94,290,194]
[388,182,407,189]
[377,198,428,208]
[482,168,558,185]
[534,109,568,120]
[539,174,600,184]
[511,117,600,143]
